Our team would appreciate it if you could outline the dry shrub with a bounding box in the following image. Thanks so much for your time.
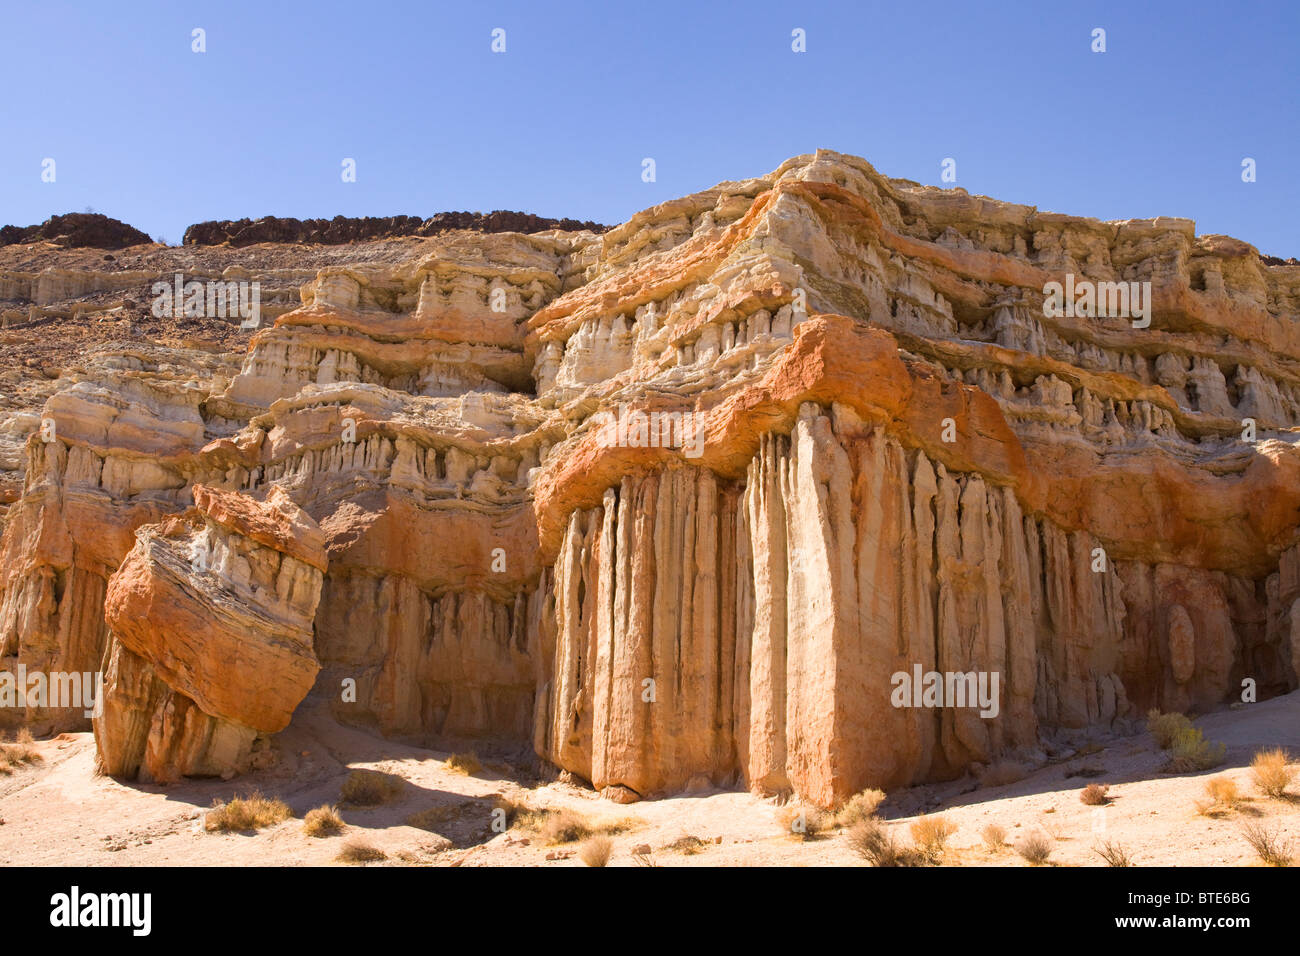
[205,791,292,832]
[0,742,41,774]
[909,814,957,861]
[1250,748,1294,799]
[1079,783,1111,806]
[336,838,386,864]
[445,752,481,775]
[492,794,527,826]
[848,819,925,867]
[513,804,631,844]
[834,788,885,827]
[340,769,405,806]
[1016,832,1053,865]
[665,835,707,855]
[15,727,34,745]
[1147,709,1193,749]
[1165,727,1226,773]
[979,760,1026,788]
[579,834,613,867]
[540,809,592,845]
[980,823,1006,850]
[303,804,344,837]
[1094,839,1134,867]
[779,805,829,840]
[1240,821,1292,867]
[1196,775,1241,816]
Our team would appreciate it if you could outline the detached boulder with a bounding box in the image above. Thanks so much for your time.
[94,484,327,781]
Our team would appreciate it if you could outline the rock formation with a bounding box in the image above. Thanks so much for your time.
[2,150,1298,806]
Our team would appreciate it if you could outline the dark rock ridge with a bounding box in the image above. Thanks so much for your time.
[183,211,610,246]
[0,214,152,250]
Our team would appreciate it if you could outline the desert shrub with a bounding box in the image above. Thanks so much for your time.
[665,835,707,855]
[1080,783,1111,806]
[910,814,957,861]
[205,791,292,832]
[445,752,481,775]
[1250,748,1294,799]
[1016,832,1053,865]
[779,805,829,840]
[1241,821,1293,867]
[1165,728,1226,773]
[540,809,592,845]
[1094,839,1134,867]
[979,760,1026,788]
[579,835,613,867]
[303,804,344,837]
[0,741,42,774]
[848,819,925,867]
[340,769,404,806]
[980,823,1006,850]
[1147,709,1193,749]
[1196,775,1241,816]
[834,788,885,827]
[336,838,386,864]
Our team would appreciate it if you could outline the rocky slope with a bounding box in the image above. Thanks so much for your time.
[2,150,1298,808]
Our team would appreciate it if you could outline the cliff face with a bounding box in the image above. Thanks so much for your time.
[2,150,1298,803]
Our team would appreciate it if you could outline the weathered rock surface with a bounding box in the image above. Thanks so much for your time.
[3,150,1299,802]
[93,484,326,781]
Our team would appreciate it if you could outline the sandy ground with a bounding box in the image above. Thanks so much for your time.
[0,693,1296,868]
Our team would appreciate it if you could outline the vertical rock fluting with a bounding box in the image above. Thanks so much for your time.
[534,403,1291,806]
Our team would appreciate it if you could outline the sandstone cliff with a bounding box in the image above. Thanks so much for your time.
[2,150,1297,805]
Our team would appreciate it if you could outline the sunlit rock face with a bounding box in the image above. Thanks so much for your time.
[3,150,1299,801]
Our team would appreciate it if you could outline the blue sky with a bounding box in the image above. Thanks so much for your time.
[2,0,1296,255]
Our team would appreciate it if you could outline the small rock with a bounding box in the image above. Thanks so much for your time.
[632,843,653,856]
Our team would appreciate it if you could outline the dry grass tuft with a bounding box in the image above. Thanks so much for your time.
[303,804,344,837]
[1094,840,1134,866]
[1016,832,1053,865]
[0,728,42,775]
[665,835,708,855]
[340,769,405,806]
[1195,776,1241,816]
[909,814,957,861]
[205,791,292,832]
[1250,748,1294,799]
[1080,783,1111,806]
[778,805,829,840]
[578,835,613,867]
[1147,709,1194,749]
[833,788,885,827]
[539,809,592,845]
[1240,821,1292,867]
[336,838,387,864]
[1164,727,1227,773]
[445,752,482,776]
[848,819,926,867]
[980,823,1007,850]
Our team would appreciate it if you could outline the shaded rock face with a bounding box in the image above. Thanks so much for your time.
[2,149,1299,800]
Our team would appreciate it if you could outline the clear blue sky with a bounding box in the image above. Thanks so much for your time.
[2,0,1296,255]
